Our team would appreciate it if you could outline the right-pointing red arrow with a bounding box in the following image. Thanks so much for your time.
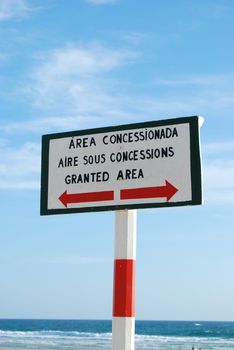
[120,180,178,202]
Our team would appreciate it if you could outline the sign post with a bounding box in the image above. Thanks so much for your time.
[113,210,137,350]
[40,115,203,350]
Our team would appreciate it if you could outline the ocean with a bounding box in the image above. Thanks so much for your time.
[0,319,234,350]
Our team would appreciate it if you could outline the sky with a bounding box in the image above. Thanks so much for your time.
[0,0,234,321]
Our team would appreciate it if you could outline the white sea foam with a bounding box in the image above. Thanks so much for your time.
[0,330,234,350]
[135,334,234,349]
[0,330,112,349]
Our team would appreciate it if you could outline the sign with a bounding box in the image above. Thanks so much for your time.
[40,116,203,215]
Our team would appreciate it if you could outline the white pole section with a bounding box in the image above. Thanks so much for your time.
[112,209,137,350]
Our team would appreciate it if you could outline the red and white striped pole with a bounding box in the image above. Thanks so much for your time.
[112,209,137,350]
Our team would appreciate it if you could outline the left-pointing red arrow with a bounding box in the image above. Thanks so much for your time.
[59,190,114,208]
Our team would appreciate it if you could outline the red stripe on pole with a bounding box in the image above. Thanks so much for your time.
[113,259,135,317]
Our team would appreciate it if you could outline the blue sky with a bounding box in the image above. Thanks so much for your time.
[0,0,234,321]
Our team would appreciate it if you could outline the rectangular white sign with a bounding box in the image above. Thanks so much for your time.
[40,116,203,215]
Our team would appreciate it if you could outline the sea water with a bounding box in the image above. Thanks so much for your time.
[0,319,234,350]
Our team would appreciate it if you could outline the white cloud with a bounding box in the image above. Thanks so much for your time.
[34,44,134,77]
[0,39,230,137]
[151,74,234,122]
[204,159,234,190]
[0,43,140,190]
[3,72,234,136]
[0,141,40,190]
[35,256,109,265]
[85,0,117,5]
[20,43,139,131]
[1,115,97,134]
[0,0,29,20]
[1,255,110,265]
[202,140,234,204]
[0,52,8,62]
[123,32,147,45]
[203,141,234,156]
[154,75,231,87]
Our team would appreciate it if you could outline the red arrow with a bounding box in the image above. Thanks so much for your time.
[59,189,114,208]
[120,180,178,202]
